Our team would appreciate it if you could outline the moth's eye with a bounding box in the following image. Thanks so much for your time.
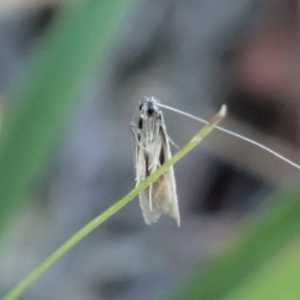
[139,104,143,111]
[147,107,154,115]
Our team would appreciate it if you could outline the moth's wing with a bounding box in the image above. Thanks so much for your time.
[139,188,162,225]
[138,136,163,225]
[131,121,149,187]
[135,137,147,186]
[151,123,180,226]
[140,115,180,226]
[137,149,166,225]
[137,116,163,225]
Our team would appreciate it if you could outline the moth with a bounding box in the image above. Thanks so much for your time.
[130,96,300,227]
[130,97,180,226]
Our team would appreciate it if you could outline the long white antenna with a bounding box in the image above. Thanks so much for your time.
[157,103,300,171]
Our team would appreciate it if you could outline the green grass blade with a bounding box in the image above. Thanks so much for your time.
[0,0,135,232]
[168,187,300,300]
[2,106,226,300]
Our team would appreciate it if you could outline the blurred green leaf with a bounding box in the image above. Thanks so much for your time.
[0,0,135,232]
[221,238,300,300]
[168,187,300,300]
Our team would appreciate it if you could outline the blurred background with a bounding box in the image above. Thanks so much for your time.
[0,0,299,299]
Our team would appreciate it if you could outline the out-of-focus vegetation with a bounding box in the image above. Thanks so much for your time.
[169,187,300,300]
[0,0,134,233]
[0,1,300,300]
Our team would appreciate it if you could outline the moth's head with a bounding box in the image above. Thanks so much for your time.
[139,97,160,119]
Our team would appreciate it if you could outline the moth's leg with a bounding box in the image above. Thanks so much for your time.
[162,127,179,149]
[130,122,146,150]
[130,122,140,136]
[157,118,179,149]
[130,122,143,135]
[166,134,179,149]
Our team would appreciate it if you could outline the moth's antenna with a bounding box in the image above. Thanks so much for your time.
[157,103,300,171]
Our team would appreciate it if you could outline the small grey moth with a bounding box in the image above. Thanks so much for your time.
[130,97,180,226]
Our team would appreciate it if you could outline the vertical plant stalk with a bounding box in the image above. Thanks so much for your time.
[2,106,226,300]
